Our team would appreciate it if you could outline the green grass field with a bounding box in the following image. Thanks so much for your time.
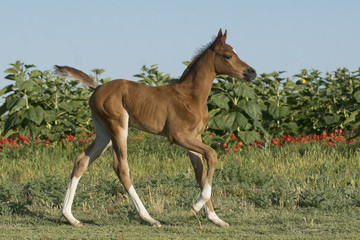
[1,134,360,239]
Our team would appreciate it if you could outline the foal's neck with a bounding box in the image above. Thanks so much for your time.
[177,50,216,104]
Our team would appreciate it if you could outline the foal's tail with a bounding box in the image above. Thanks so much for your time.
[54,65,99,90]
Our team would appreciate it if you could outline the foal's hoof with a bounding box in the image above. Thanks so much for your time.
[151,220,162,227]
[214,220,230,228]
[143,216,162,227]
[190,208,197,216]
[71,221,83,227]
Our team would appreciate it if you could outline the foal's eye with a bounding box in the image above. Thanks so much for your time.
[224,55,232,60]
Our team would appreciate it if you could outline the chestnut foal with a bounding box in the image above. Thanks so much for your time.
[56,29,256,227]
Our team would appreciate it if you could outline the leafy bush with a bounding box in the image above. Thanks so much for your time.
[254,69,360,136]
[0,61,110,139]
[0,61,359,144]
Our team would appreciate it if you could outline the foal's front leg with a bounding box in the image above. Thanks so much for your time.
[172,132,228,226]
[188,150,229,227]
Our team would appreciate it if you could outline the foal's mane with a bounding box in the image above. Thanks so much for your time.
[177,39,215,82]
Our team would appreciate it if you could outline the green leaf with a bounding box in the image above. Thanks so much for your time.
[233,112,249,130]
[254,120,269,137]
[343,111,358,125]
[25,106,44,125]
[233,85,256,99]
[240,101,262,120]
[4,74,16,80]
[282,122,298,133]
[30,126,41,137]
[3,115,23,135]
[210,93,230,110]
[43,110,57,123]
[19,80,35,91]
[241,85,256,99]
[0,85,13,96]
[25,64,36,69]
[58,102,74,112]
[239,131,261,145]
[233,85,244,96]
[268,103,290,120]
[207,112,236,131]
[0,104,8,116]
[208,108,221,118]
[353,90,360,103]
[6,97,26,112]
[29,69,42,77]
[324,115,340,125]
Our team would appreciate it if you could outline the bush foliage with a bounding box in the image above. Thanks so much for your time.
[0,61,359,143]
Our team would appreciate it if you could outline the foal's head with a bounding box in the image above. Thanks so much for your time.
[212,29,256,81]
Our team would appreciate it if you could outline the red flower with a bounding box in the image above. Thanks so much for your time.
[237,141,243,147]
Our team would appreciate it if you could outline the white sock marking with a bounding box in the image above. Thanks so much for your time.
[205,205,229,227]
[62,176,81,225]
[128,185,151,218]
[193,177,211,212]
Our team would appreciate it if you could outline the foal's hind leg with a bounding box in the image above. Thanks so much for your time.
[109,114,161,227]
[188,150,229,227]
[61,118,111,226]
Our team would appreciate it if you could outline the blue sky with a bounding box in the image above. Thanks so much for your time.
[0,0,359,87]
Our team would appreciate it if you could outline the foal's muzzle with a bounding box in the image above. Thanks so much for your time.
[243,67,257,81]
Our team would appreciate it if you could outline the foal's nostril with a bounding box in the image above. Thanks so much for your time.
[244,67,257,81]
[247,67,256,76]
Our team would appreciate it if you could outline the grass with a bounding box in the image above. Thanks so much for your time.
[1,133,360,239]
[1,209,360,239]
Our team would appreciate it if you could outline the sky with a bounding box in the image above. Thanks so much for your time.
[0,0,359,88]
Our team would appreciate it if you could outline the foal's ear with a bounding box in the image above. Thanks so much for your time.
[215,29,227,43]
[223,29,227,42]
[216,29,223,40]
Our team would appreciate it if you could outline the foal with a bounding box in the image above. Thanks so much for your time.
[56,29,256,227]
